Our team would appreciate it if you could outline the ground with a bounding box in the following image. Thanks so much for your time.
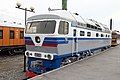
[0,53,26,80]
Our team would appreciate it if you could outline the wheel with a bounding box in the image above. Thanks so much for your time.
[60,62,64,67]
[60,59,70,67]
[14,48,25,54]
[8,50,14,55]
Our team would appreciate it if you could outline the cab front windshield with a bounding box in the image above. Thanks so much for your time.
[26,20,56,34]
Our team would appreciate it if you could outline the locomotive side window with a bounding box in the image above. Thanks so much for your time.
[73,29,76,36]
[20,31,24,39]
[98,28,102,31]
[10,30,14,39]
[86,24,91,28]
[87,32,91,37]
[80,31,85,36]
[106,34,107,37]
[101,34,104,37]
[96,33,99,37]
[0,30,3,39]
[26,20,56,34]
[58,21,69,34]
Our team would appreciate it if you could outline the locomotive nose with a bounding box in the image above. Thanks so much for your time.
[25,34,44,46]
[35,36,41,43]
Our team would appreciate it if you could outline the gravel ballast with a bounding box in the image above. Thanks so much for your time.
[0,54,26,80]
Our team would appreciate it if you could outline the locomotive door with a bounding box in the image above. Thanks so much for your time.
[72,29,78,55]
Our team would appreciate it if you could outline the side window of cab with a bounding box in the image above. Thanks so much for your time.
[58,21,69,35]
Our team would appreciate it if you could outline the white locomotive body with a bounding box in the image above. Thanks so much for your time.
[25,11,111,77]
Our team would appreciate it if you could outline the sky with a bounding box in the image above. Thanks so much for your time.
[0,0,120,31]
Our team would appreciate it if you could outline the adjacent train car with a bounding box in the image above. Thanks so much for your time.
[0,15,25,55]
[25,10,111,78]
[117,32,120,44]
[111,31,120,46]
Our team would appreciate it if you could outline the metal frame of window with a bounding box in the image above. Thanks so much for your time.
[58,21,69,35]
[96,33,99,37]
[87,32,91,37]
[101,34,104,37]
[0,30,3,39]
[10,30,14,39]
[26,20,56,34]
[80,31,85,36]
[106,34,107,37]
[20,31,24,39]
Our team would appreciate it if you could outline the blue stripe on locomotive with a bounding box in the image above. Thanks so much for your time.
[25,37,111,45]
[44,37,68,44]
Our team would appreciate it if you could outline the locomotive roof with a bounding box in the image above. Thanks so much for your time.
[27,14,68,21]
[27,10,111,32]
[27,10,86,24]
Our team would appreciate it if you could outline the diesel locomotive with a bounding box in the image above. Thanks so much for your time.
[25,10,111,77]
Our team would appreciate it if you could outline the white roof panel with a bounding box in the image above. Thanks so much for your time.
[28,10,86,24]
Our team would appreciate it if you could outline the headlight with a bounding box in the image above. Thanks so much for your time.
[29,53,32,56]
[35,36,41,43]
[25,52,29,56]
[47,54,52,60]
[25,51,33,57]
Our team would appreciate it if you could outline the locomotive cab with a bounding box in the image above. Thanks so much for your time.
[25,19,69,46]
[25,18,70,77]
